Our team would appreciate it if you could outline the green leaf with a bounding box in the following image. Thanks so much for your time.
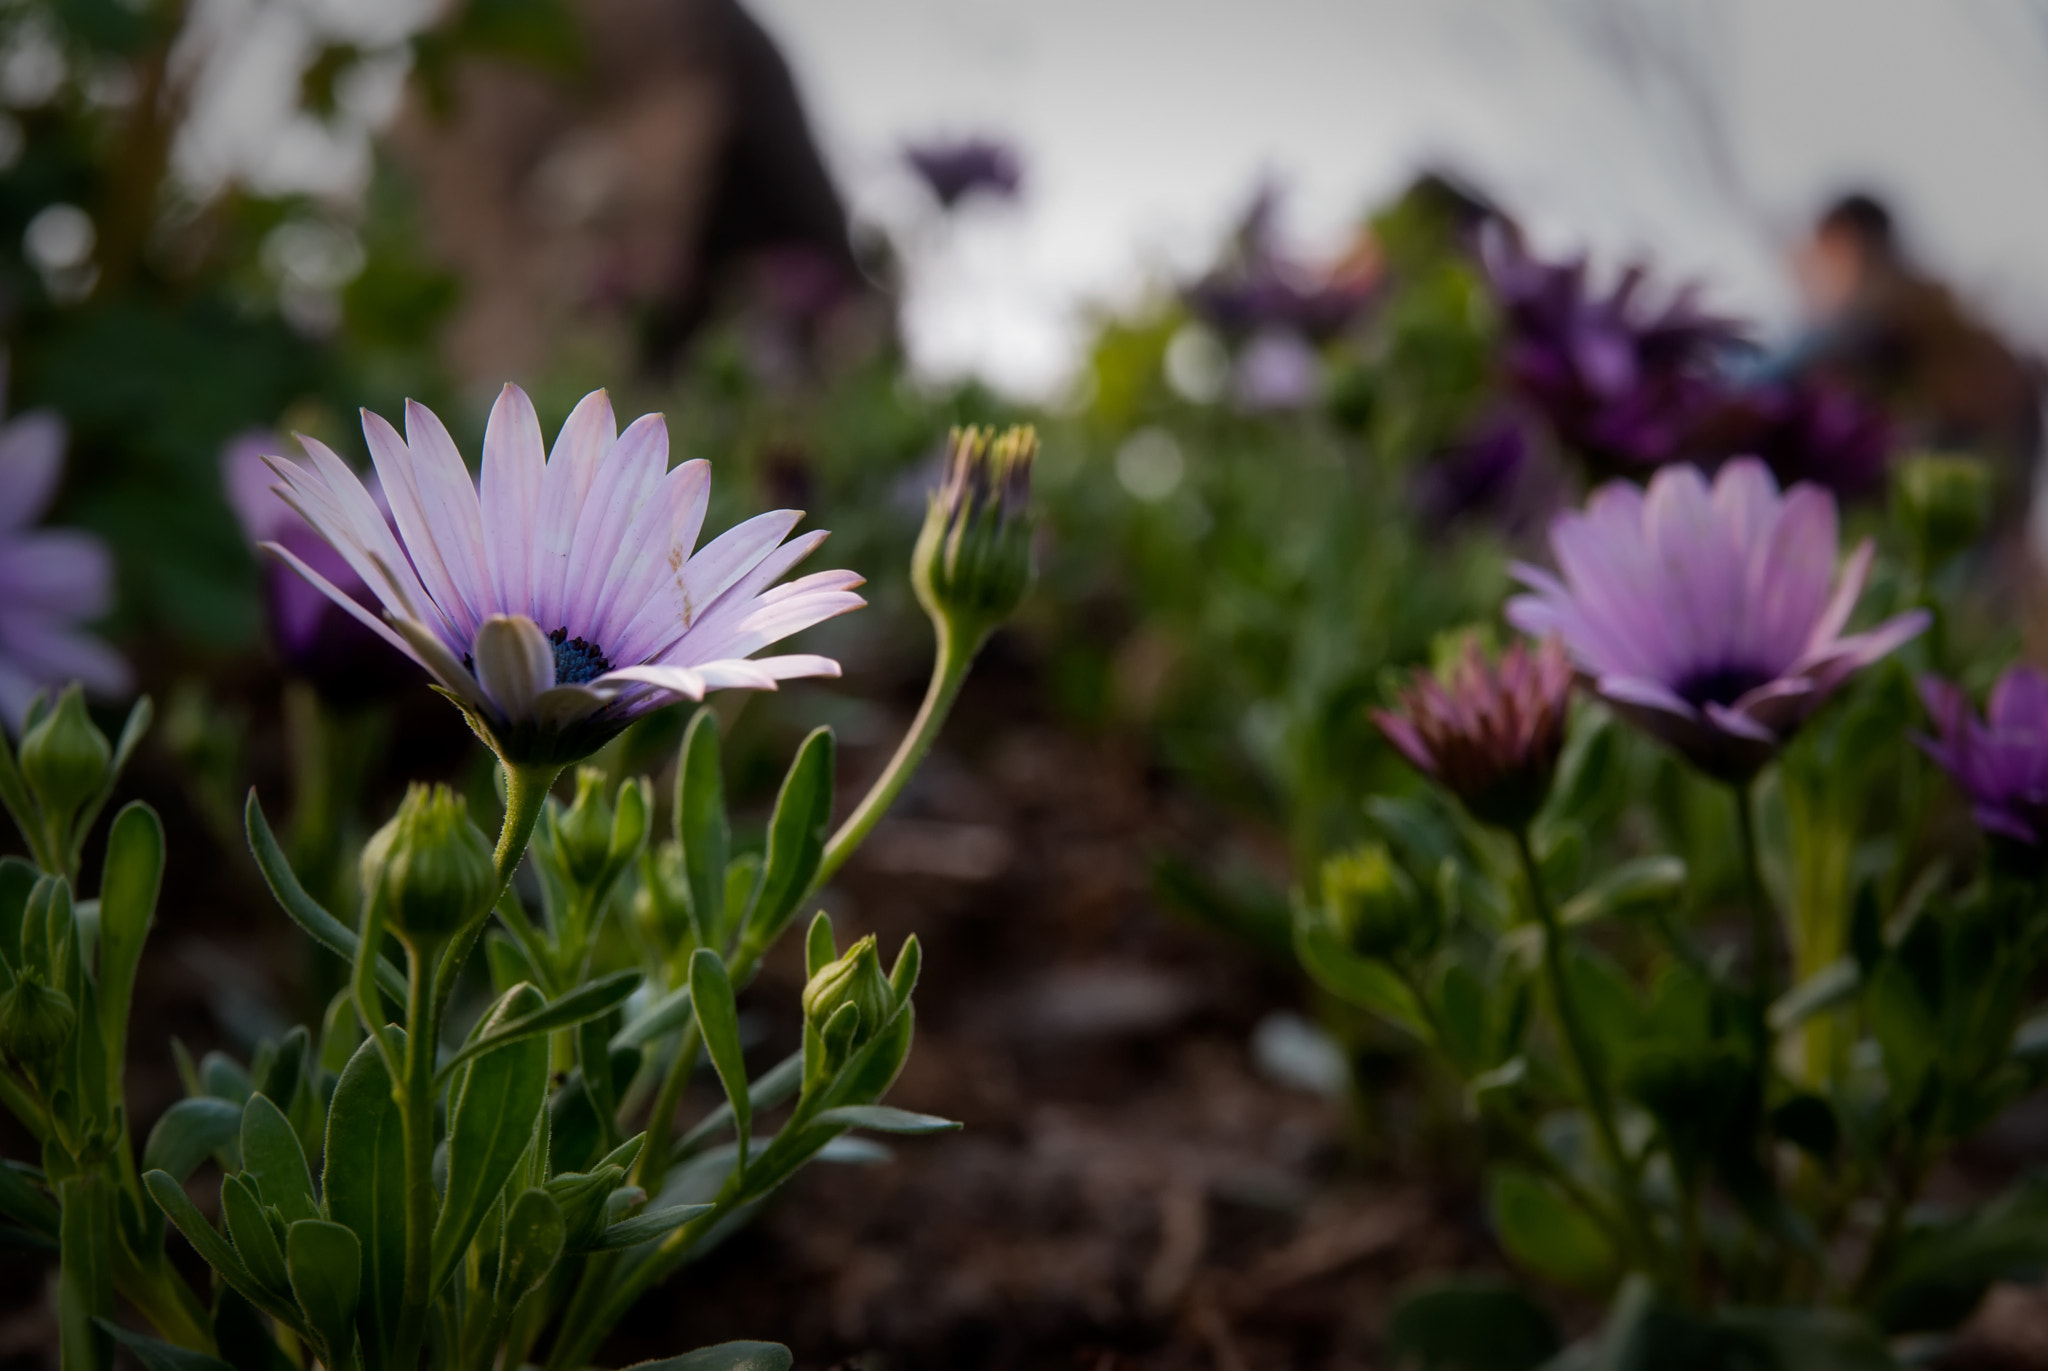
[588,1201,714,1249]
[672,1050,804,1161]
[221,1175,292,1301]
[1384,1279,1562,1371]
[0,857,37,974]
[432,984,550,1295]
[70,696,153,873]
[805,911,836,979]
[1868,958,1938,1114]
[496,1187,566,1305]
[57,1172,114,1371]
[742,728,834,949]
[611,982,692,1051]
[619,1343,793,1371]
[1558,856,1686,927]
[246,791,407,1005]
[1292,906,1428,1039]
[94,1320,236,1371]
[94,802,161,1104]
[0,1161,57,1237]
[143,1171,296,1325]
[1768,958,1860,1034]
[689,949,750,1168]
[436,972,639,1086]
[1488,1167,1616,1292]
[285,1220,361,1368]
[811,1105,961,1135]
[143,1097,243,1182]
[240,1095,320,1232]
[676,709,729,947]
[322,1031,408,1366]
[1864,1173,2048,1334]
[0,730,44,870]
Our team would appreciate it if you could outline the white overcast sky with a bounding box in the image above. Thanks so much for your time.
[181,0,2048,401]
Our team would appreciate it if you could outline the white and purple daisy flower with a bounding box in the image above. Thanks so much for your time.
[259,384,865,765]
[0,388,129,731]
[1506,458,1927,781]
[1920,666,2048,846]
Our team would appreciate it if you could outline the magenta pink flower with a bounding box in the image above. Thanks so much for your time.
[260,385,865,764]
[1920,666,2048,845]
[1507,458,1927,781]
[0,392,127,730]
[1374,637,1574,829]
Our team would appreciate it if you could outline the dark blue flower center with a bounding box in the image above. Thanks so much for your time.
[1674,665,1774,709]
[549,627,612,685]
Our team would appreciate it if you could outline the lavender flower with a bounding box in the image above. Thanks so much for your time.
[904,138,1022,209]
[1373,637,1574,830]
[1484,232,1739,474]
[261,385,865,766]
[1507,459,1927,781]
[0,392,128,731]
[1718,377,1893,501]
[1184,187,1373,343]
[1920,666,2048,845]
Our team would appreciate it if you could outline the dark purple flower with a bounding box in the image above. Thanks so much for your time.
[1414,416,1548,530]
[1920,666,2048,845]
[904,138,1022,209]
[1184,188,1374,343]
[1484,231,1741,474]
[1715,378,1893,501]
[1507,458,1928,781]
[1374,636,1574,830]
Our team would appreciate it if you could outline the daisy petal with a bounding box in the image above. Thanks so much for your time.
[471,614,558,721]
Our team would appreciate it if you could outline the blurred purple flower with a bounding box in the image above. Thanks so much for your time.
[1920,666,2048,845]
[1374,636,1574,830]
[1185,187,1374,342]
[225,430,413,702]
[1717,378,1894,501]
[1414,416,1545,530]
[904,138,1021,209]
[1507,458,1927,781]
[0,395,128,731]
[1232,328,1321,411]
[260,385,865,766]
[1484,231,1740,474]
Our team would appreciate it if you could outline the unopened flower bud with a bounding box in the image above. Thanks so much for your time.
[801,935,895,1047]
[544,1163,626,1250]
[0,972,75,1073]
[1322,844,1431,960]
[19,685,109,827]
[554,768,616,888]
[913,426,1036,642]
[360,784,495,945]
[1895,453,1992,572]
[634,843,695,946]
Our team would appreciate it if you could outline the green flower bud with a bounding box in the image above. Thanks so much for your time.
[1895,453,1992,571]
[1321,844,1431,960]
[19,684,109,828]
[633,843,696,947]
[543,1164,626,1250]
[0,971,75,1074]
[554,768,616,888]
[912,426,1036,643]
[800,935,895,1047]
[359,784,496,945]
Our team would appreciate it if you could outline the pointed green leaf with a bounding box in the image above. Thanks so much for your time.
[96,803,162,1104]
[804,911,835,979]
[689,948,749,1167]
[241,1094,319,1226]
[94,1319,236,1371]
[811,1105,960,1135]
[0,1160,57,1237]
[435,972,639,1086]
[221,1175,292,1301]
[70,696,152,873]
[432,984,550,1295]
[323,1031,408,1365]
[1292,908,1429,1040]
[672,1050,804,1162]
[143,1098,243,1183]
[676,709,729,946]
[285,1219,361,1368]
[245,791,407,1004]
[143,1170,299,1326]
[497,1187,566,1305]
[742,729,834,949]
[620,1343,792,1371]
[589,1201,714,1249]
[611,982,692,1051]
[0,857,36,974]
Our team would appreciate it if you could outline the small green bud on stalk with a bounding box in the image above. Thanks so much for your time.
[544,1164,628,1250]
[801,935,896,1048]
[19,685,109,832]
[359,784,496,947]
[0,971,75,1078]
[555,768,617,889]
[1895,452,1993,573]
[1321,844,1433,959]
[913,425,1037,644]
[634,843,696,948]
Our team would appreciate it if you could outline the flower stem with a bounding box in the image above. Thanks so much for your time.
[1513,827,1659,1272]
[393,941,440,1370]
[1733,783,1778,1008]
[817,619,976,888]
[632,1020,703,1190]
[432,761,563,1029]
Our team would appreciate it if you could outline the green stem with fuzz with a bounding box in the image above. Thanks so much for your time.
[1514,828,1660,1273]
[817,619,976,888]
[392,939,441,1370]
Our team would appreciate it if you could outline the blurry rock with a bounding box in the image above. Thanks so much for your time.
[1250,1012,1348,1100]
